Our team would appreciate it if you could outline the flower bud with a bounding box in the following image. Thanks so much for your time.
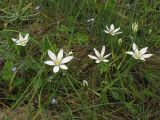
[132,22,138,33]
[82,80,88,87]
[118,38,122,45]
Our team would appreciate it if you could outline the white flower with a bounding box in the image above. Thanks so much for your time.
[51,97,57,105]
[44,49,73,73]
[11,67,17,72]
[12,33,29,46]
[126,43,153,61]
[88,45,111,63]
[132,22,138,33]
[65,51,73,56]
[35,6,41,11]
[104,24,122,36]
[87,18,94,22]
[82,80,88,87]
[68,51,73,55]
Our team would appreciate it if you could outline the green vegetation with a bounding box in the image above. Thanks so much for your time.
[0,0,160,119]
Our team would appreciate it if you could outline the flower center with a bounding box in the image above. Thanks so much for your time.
[54,58,61,65]
[99,55,103,61]
[19,40,27,45]
[134,51,142,59]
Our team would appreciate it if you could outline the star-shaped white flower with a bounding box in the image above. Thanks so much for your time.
[44,49,73,73]
[126,43,153,61]
[87,18,94,22]
[104,24,122,36]
[12,33,29,46]
[88,46,111,63]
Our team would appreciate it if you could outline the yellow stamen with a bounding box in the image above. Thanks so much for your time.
[54,58,61,65]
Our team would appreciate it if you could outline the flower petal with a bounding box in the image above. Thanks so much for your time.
[21,44,26,46]
[114,32,122,35]
[140,57,146,61]
[61,56,73,64]
[88,55,98,60]
[143,54,153,58]
[60,65,68,70]
[111,33,116,36]
[126,51,134,56]
[102,59,109,62]
[44,61,55,65]
[104,53,111,59]
[94,48,100,58]
[101,45,105,57]
[48,50,56,61]
[16,42,26,46]
[24,33,29,41]
[110,24,114,31]
[95,60,100,63]
[15,42,21,45]
[140,47,148,55]
[53,66,59,73]
[113,28,120,33]
[68,51,73,55]
[132,43,138,51]
[133,54,139,59]
[19,33,23,41]
[104,30,109,33]
[106,25,110,31]
[12,38,17,42]
[57,49,63,60]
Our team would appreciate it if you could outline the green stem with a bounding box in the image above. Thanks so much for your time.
[17,0,23,15]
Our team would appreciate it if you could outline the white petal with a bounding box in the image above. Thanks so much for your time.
[104,30,109,33]
[94,48,100,58]
[132,43,138,51]
[110,24,114,31]
[15,43,21,45]
[21,44,26,46]
[143,54,153,58]
[88,55,98,60]
[53,66,59,73]
[12,38,17,42]
[106,25,110,31]
[15,40,20,44]
[111,33,115,35]
[114,32,122,35]
[57,49,63,60]
[140,57,146,61]
[44,61,55,65]
[60,65,68,70]
[126,51,134,55]
[102,59,109,62]
[133,54,139,59]
[61,56,73,64]
[16,43,26,46]
[104,53,111,58]
[24,33,29,41]
[140,47,148,55]
[19,33,23,41]
[48,50,56,61]
[113,28,120,33]
[95,60,100,63]
[68,51,73,55]
[24,40,28,43]
[101,45,105,57]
